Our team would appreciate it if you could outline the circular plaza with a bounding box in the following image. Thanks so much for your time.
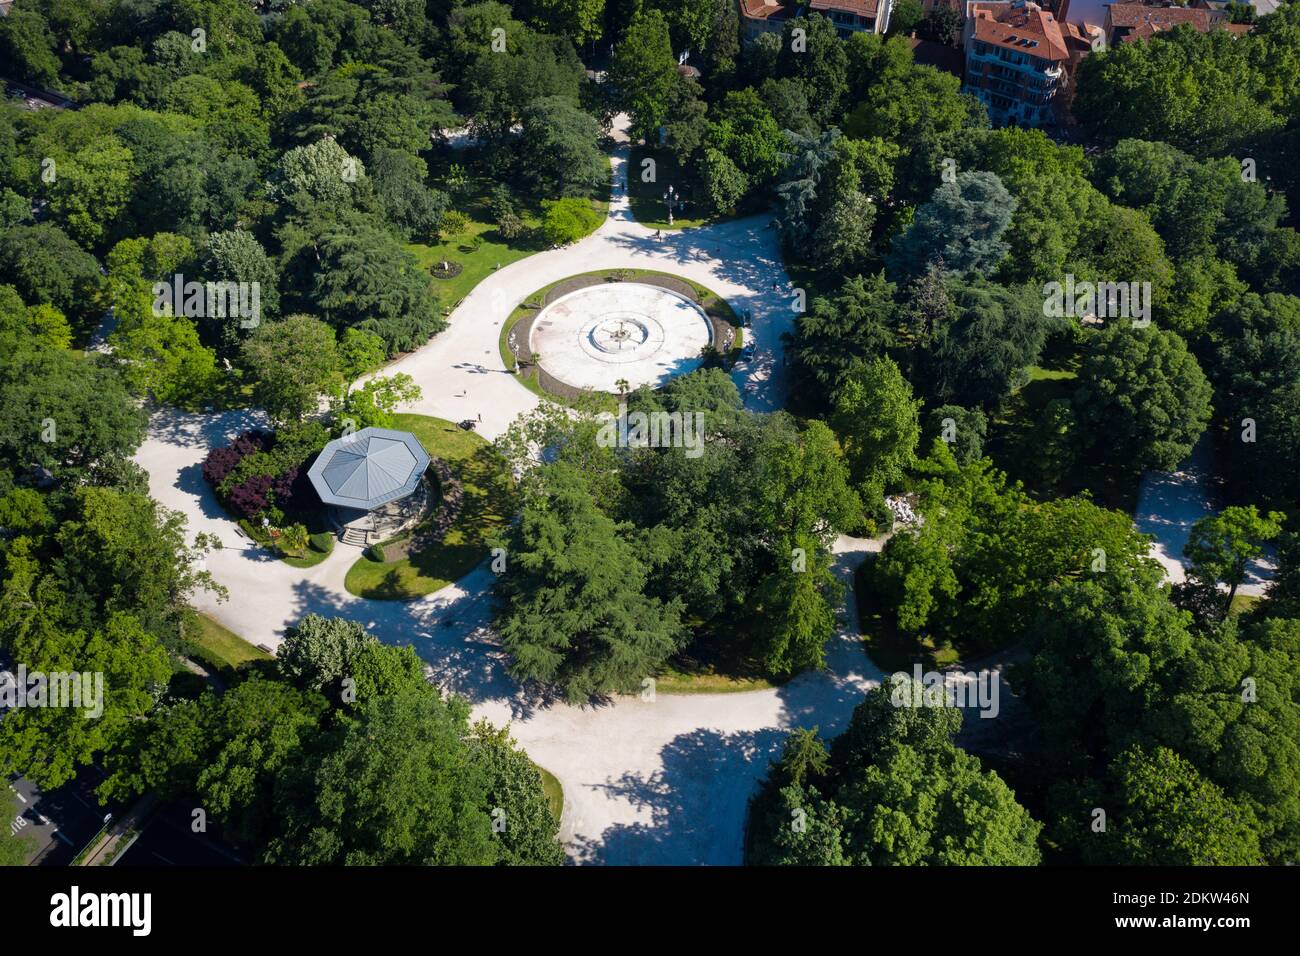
[528,282,714,393]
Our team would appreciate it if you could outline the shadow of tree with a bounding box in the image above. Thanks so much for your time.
[571,728,787,865]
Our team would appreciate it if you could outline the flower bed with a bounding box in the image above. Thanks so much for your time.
[201,423,331,549]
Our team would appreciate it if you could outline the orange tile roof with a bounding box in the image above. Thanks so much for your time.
[809,0,882,16]
[740,0,784,19]
[969,2,1069,61]
[1107,3,1212,39]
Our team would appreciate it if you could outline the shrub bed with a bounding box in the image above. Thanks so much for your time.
[202,423,331,549]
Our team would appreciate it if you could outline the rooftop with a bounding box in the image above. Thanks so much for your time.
[809,0,883,17]
[968,1,1070,61]
[739,0,787,19]
[1108,3,1212,42]
[307,427,431,511]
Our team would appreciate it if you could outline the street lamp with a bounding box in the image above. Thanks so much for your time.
[663,185,684,227]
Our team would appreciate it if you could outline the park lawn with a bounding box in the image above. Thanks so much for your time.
[627,146,711,230]
[854,561,961,672]
[653,664,774,695]
[408,177,609,312]
[535,765,563,822]
[654,624,777,694]
[344,414,515,600]
[184,611,272,672]
[283,532,334,569]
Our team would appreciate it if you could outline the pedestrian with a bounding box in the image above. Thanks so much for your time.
[478,412,482,423]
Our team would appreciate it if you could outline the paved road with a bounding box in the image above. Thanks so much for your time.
[134,116,877,864]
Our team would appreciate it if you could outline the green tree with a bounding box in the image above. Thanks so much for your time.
[493,462,686,701]
[289,63,452,162]
[609,9,678,143]
[840,740,1042,865]
[748,684,1041,866]
[813,186,876,275]
[337,327,387,401]
[305,221,444,354]
[1072,324,1212,473]
[467,721,566,865]
[700,147,748,215]
[787,272,897,411]
[887,0,924,36]
[109,306,220,408]
[888,171,1016,281]
[0,7,61,86]
[266,686,498,865]
[925,278,1047,408]
[539,197,602,245]
[755,532,841,677]
[0,350,146,484]
[0,284,72,354]
[518,96,608,199]
[0,224,104,329]
[201,230,281,351]
[338,373,422,429]
[922,404,987,466]
[1084,746,1261,865]
[1073,25,1284,157]
[1011,577,1195,777]
[367,147,449,242]
[0,612,172,791]
[240,314,341,423]
[831,357,921,512]
[1183,505,1283,614]
[277,613,373,697]
[516,0,606,46]
[777,15,849,126]
[270,138,366,208]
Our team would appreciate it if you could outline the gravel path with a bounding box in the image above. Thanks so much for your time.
[1133,436,1276,595]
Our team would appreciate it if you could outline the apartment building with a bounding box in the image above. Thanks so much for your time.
[963,1,1069,127]
[739,0,894,40]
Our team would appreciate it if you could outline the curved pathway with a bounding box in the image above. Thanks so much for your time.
[136,116,882,864]
[1134,436,1276,596]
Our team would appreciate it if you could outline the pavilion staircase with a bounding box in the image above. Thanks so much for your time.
[341,527,369,548]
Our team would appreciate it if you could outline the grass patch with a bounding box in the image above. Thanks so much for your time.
[283,531,334,569]
[653,664,774,695]
[627,147,711,230]
[344,414,515,600]
[535,765,563,822]
[182,611,272,672]
[0,790,38,866]
[407,176,608,312]
[1230,593,1261,616]
[654,626,777,694]
[854,560,961,672]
